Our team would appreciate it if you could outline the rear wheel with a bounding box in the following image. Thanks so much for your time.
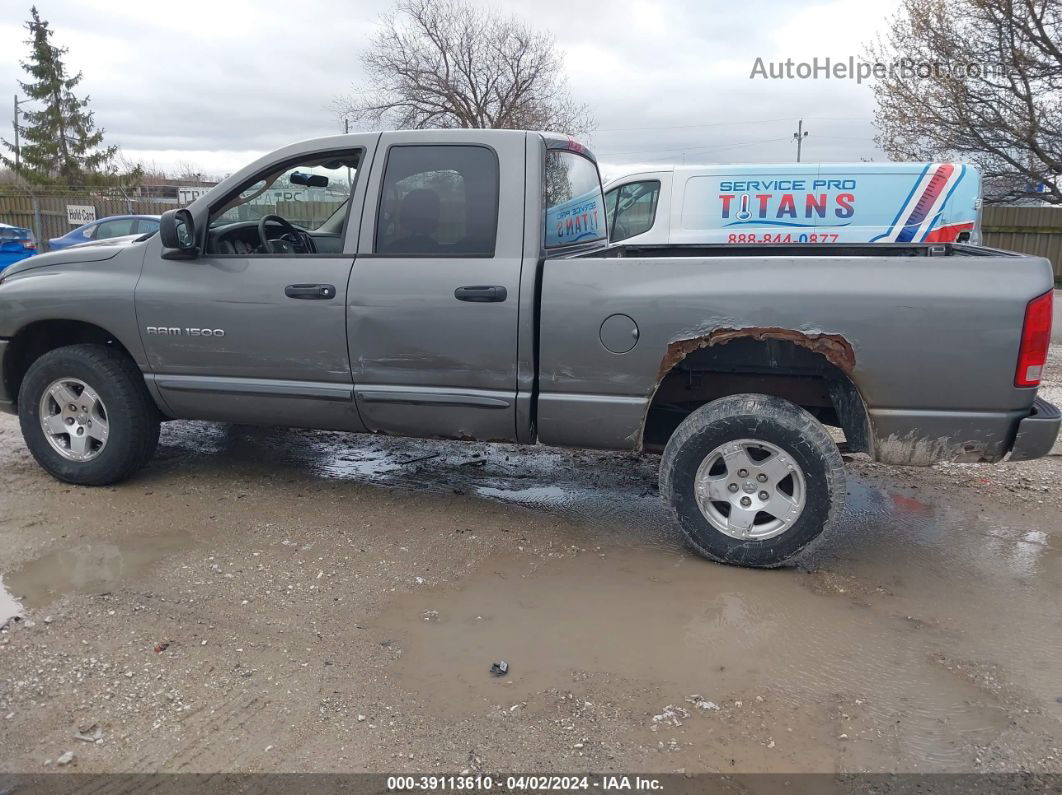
[660,393,846,567]
[18,344,160,485]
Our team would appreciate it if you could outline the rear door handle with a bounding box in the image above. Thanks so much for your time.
[454,285,507,303]
[285,283,335,300]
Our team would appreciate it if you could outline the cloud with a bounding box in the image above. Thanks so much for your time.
[1,0,899,175]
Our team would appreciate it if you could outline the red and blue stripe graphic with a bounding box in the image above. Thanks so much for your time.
[896,164,954,242]
[873,163,968,243]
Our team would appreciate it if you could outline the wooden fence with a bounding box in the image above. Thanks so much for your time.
[982,205,1062,281]
[0,191,173,252]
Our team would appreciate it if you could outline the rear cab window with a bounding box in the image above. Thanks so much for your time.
[544,147,606,249]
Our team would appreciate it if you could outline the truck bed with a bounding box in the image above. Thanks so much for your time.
[578,242,1018,259]
[536,245,1055,465]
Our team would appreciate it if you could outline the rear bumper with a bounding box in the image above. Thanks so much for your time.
[1008,398,1061,461]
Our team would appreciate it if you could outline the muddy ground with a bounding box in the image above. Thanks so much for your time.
[1,352,1060,775]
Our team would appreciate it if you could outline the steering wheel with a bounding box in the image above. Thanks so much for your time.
[258,214,312,253]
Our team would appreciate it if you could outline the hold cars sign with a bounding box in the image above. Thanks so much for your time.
[66,205,96,226]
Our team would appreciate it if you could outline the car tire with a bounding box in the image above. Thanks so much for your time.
[659,393,846,568]
[18,344,160,486]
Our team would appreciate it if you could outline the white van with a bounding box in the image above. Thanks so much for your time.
[603,162,982,245]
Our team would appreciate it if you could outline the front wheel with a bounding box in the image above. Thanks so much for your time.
[659,393,846,567]
[18,344,160,486]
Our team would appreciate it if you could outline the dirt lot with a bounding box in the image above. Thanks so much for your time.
[1,352,1060,775]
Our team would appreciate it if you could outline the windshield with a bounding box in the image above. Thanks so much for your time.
[544,149,607,248]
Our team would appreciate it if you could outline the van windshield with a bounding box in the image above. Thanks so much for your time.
[544,150,606,248]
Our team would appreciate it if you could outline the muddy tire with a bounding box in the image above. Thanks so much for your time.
[18,344,160,486]
[660,393,846,568]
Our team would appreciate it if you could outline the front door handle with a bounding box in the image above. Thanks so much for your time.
[285,283,335,300]
[454,285,507,303]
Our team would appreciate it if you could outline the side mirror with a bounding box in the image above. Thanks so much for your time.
[160,208,198,257]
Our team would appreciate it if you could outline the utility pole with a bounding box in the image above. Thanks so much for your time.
[792,119,808,162]
[13,94,30,176]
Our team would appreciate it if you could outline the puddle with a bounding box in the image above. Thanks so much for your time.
[375,544,1014,769]
[4,535,191,608]
[159,422,675,546]
[0,576,23,628]
[157,423,1060,581]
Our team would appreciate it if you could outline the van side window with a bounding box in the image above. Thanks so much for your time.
[610,180,660,243]
[375,145,499,257]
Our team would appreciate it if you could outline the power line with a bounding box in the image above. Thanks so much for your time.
[592,115,872,134]
[597,136,793,159]
[594,117,792,133]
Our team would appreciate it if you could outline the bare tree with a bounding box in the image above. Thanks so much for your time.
[337,0,593,135]
[868,0,1062,204]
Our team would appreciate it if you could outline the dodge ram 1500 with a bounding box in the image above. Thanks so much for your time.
[0,129,1056,567]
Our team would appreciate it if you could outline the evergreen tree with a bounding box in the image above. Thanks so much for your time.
[1,6,118,184]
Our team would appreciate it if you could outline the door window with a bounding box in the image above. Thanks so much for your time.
[609,180,660,242]
[137,218,160,234]
[95,219,136,239]
[374,145,499,257]
[206,150,361,256]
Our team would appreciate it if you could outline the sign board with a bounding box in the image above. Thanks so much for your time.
[66,205,96,226]
[674,162,980,244]
[178,187,210,205]
[265,189,306,203]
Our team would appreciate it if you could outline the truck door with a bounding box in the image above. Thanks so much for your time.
[347,130,526,442]
[135,138,376,431]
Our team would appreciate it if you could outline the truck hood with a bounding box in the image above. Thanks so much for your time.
[0,235,137,279]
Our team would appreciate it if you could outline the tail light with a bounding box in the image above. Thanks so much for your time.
[1015,289,1053,387]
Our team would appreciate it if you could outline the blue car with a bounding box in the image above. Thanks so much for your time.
[0,222,37,270]
[49,214,160,251]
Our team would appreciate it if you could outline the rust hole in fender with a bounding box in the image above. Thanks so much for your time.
[656,327,857,383]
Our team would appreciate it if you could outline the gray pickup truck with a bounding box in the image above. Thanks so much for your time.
[0,129,1057,567]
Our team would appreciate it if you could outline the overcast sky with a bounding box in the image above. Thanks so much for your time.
[0,0,899,180]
